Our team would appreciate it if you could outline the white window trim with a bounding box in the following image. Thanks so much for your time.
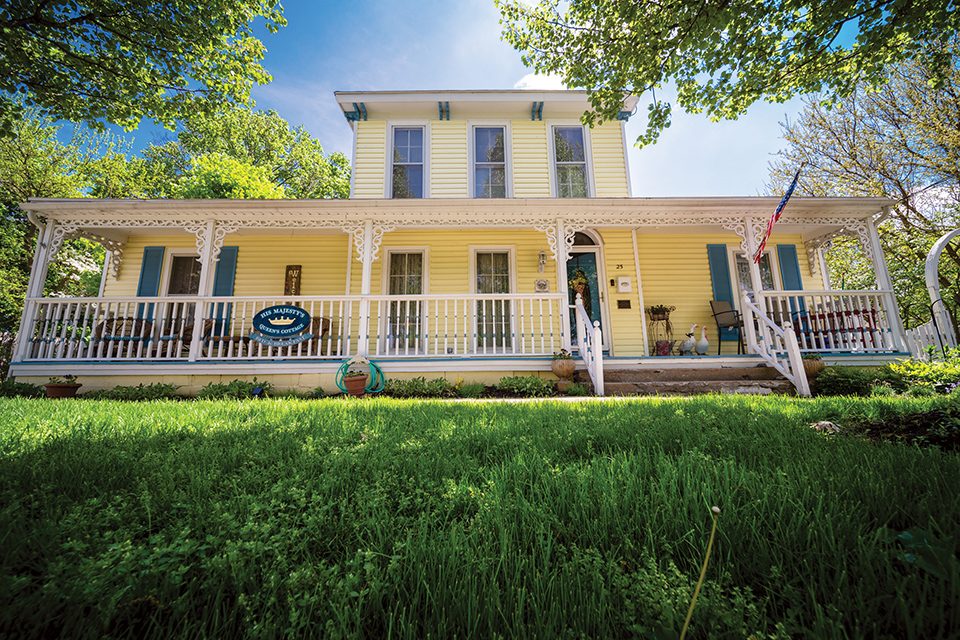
[469,246,517,294]
[547,122,595,198]
[380,247,430,295]
[386,122,430,199]
[161,249,202,296]
[468,122,512,198]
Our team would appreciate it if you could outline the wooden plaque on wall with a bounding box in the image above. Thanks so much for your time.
[284,265,302,296]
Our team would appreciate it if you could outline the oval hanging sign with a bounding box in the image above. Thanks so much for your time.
[252,305,311,338]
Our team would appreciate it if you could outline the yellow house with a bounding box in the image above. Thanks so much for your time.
[10,90,907,395]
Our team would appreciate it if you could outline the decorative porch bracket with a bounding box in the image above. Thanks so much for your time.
[184,221,239,264]
[47,223,128,279]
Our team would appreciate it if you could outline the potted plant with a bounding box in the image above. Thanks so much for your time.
[646,304,675,322]
[551,349,576,381]
[342,370,369,398]
[801,353,825,378]
[44,375,81,399]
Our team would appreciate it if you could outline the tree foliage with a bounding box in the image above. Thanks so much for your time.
[496,0,958,146]
[176,153,284,199]
[768,42,960,333]
[0,1,285,135]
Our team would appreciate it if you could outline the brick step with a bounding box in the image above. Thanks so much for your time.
[602,379,795,397]
[572,367,795,396]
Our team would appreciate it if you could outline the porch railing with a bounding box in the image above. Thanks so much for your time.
[742,295,810,396]
[17,293,568,363]
[755,290,905,354]
[573,294,604,396]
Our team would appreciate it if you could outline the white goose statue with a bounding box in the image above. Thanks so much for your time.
[678,324,698,356]
[695,326,710,355]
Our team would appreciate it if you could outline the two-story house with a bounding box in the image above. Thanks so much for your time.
[9,90,909,395]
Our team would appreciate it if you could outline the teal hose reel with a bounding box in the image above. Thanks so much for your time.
[335,356,386,394]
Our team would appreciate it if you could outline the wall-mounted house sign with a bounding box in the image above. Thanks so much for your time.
[250,305,312,346]
[284,265,302,296]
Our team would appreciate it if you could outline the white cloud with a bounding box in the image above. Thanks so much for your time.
[513,73,567,90]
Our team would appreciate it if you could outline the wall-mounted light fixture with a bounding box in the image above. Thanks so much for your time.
[538,249,547,274]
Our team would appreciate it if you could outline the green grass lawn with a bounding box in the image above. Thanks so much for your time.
[1,395,958,639]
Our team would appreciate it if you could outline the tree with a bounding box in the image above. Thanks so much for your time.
[0,110,113,331]
[176,153,284,199]
[0,1,285,135]
[767,43,960,333]
[496,0,959,146]
[96,107,352,199]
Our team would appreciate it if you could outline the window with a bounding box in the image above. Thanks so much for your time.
[553,126,588,197]
[386,252,424,351]
[167,255,202,295]
[474,127,505,198]
[475,251,511,349]
[734,253,775,298]
[392,127,423,198]
[164,254,202,335]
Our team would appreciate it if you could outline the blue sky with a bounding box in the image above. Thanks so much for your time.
[130,0,804,197]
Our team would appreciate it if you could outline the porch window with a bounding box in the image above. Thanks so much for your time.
[474,127,505,198]
[387,252,424,350]
[165,255,202,334]
[392,127,423,198]
[735,253,775,297]
[476,251,511,349]
[553,126,588,197]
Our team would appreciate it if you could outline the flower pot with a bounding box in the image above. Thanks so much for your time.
[649,312,669,322]
[802,359,825,379]
[556,378,575,393]
[551,358,576,379]
[343,375,368,398]
[44,383,81,399]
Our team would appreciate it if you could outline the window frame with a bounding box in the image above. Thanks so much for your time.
[469,123,511,198]
[548,123,593,198]
[469,245,517,353]
[729,247,782,307]
[161,249,203,297]
[381,247,430,296]
[387,122,429,199]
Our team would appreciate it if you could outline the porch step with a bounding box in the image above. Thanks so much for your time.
[575,366,795,397]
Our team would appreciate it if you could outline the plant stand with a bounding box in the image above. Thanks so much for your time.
[44,383,81,399]
[647,312,674,356]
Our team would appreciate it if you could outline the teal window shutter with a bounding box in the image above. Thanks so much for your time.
[777,244,806,316]
[211,247,238,335]
[706,244,737,341]
[136,246,165,320]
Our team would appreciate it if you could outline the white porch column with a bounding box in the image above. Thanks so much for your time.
[869,208,908,350]
[555,219,572,351]
[187,220,217,362]
[744,218,765,302]
[14,218,55,362]
[357,219,374,357]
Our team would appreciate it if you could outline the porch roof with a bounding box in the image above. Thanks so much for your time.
[22,196,894,231]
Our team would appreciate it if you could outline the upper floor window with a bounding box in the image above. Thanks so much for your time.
[474,127,505,198]
[392,127,423,198]
[553,126,588,197]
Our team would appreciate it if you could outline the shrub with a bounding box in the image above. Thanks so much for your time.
[564,383,589,396]
[385,376,457,398]
[457,382,486,398]
[495,375,555,397]
[0,379,44,398]
[85,382,181,401]
[888,354,960,394]
[813,366,906,397]
[197,377,274,399]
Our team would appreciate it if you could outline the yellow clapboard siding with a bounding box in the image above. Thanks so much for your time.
[430,121,468,198]
[511,121,550,197]
[591,121,630,197]
[102,235,195,297]
[597,229,644,355]
[353,121,387,198]
[102,234,351,298]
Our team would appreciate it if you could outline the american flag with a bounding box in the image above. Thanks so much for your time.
[755,167,801,263]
